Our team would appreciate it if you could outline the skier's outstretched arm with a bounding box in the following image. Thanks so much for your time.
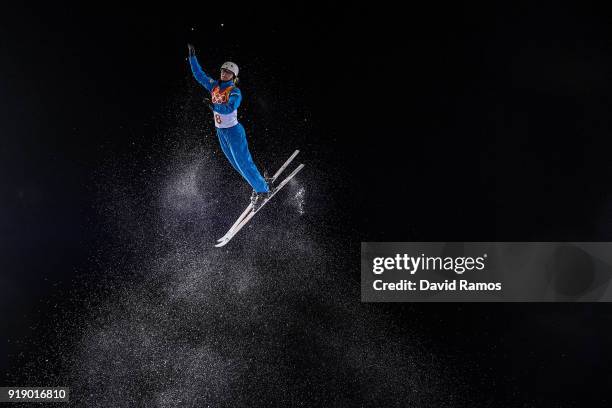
[213,88,242,114]
[188,45,215,91]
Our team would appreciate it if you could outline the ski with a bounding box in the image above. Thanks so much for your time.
[214,163,305,248]
[216,150,300,243]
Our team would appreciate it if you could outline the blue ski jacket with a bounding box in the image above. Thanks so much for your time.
[189,55,242,115]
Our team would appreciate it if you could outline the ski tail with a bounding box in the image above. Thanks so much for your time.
[271,150,299,183]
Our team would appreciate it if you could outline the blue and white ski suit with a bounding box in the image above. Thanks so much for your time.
[189,55,269,193]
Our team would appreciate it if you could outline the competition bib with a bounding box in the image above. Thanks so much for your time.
[211,85,238,128]
[213,110,238,128]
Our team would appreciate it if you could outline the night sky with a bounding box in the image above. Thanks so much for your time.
[2,2,612,406]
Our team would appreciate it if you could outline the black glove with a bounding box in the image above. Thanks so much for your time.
[203,96,214,111]
[187,43,196,57]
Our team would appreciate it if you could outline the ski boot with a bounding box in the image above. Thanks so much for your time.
[263,170,275,189]
[250,189,272,212]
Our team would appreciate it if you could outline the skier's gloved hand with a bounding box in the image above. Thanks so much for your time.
[203,96,213,111]
[187,43,196,57]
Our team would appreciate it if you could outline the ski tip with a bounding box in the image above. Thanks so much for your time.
[214,240,228,248]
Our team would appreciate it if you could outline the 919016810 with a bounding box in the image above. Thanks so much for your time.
[0,387,69,403]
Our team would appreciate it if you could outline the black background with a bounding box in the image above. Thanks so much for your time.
[2,2,612,406]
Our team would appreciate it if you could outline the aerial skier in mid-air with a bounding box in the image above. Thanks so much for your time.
[187,44,304,247]
[187,43,270,207]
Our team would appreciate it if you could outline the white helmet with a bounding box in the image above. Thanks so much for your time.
[221,61,239,77]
